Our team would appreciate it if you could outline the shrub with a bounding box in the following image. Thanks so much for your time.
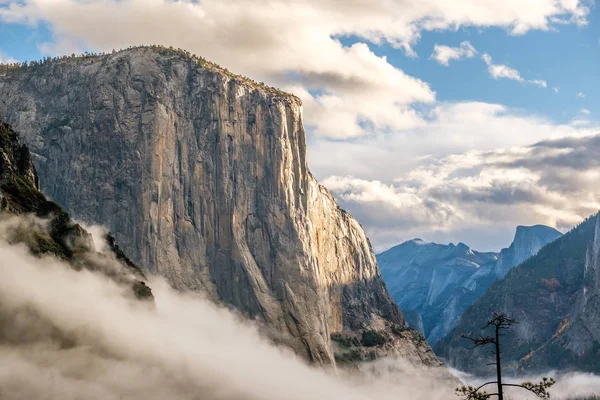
[361,330,387,347]
[330,333,359,348]
[391,324,406,338]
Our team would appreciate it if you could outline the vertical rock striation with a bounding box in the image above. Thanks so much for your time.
[0,47,437,366]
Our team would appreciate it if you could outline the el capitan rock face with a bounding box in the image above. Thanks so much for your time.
[378,225,562,345]
[0,47,439,366]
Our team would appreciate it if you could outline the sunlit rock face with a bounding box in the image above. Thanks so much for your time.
[0,47,439,366]
[379,225,562,345]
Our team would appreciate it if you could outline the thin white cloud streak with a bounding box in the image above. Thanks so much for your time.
[430,41,477,66]
[482,53,547,87]
[0,222,457,400]
[530,79,548,88]
[553,87,560,93]
[0,0,590,138]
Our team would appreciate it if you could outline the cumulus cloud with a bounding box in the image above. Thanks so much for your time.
[577,92,586,98]
[309,101,598,182]
[0,220,459,400]
[482,53,547,87]
[309,103,600,251]
[430,41,477,66]
[0,0,590,138]
[324,135,600,251]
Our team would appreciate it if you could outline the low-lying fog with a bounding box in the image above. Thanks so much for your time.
[0,217,598,400]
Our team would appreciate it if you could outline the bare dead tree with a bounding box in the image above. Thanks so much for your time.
[455,312,555,400]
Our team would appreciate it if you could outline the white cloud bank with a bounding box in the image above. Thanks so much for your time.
[431,41,477,66]
[482,53,547,87]
[310,102,600,252]
[324,134,600,251]
[0,0,590,138]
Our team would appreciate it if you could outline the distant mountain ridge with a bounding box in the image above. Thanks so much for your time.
[435,214,600,374]
[378,225,562,344]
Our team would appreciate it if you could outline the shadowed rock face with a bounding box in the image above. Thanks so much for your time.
[0,119,152,300]
[0,47,439,366]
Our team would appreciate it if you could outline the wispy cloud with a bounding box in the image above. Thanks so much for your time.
[577,92,586,98]
[482,53,547,87]
[430,41,477,66]
[553,87,559,93]
[0,50,16,64]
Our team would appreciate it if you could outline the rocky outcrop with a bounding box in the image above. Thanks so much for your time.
[492,225,564,279]
[0,119,153,299]
[378,226,561,345]
[435,214,600,374]
[0,46,437,366]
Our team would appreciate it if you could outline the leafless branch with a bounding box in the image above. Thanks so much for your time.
[460,333,496,349]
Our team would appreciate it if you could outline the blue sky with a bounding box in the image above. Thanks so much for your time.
[339,22,599,125]
[1,0,599,252]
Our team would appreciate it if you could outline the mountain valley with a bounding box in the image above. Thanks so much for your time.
[378,225,562,344]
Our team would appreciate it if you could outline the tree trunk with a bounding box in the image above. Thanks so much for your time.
[495,325,503,400]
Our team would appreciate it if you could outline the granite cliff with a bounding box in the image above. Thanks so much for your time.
[0,46,438,366]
